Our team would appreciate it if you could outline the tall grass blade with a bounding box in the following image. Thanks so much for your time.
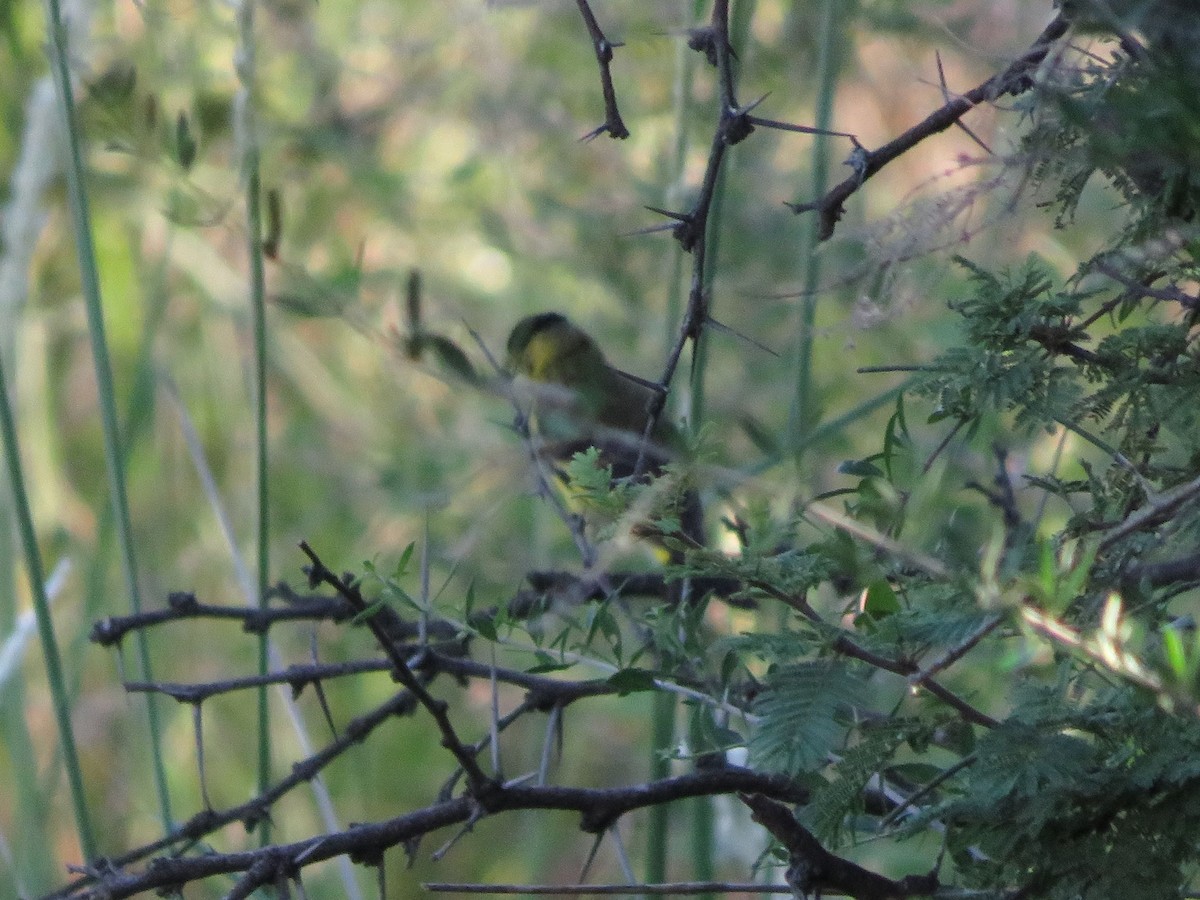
[42,0,173,834]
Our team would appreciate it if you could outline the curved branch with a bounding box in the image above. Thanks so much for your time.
[741,793,940,900]
[790,15,1070,240]
[52,769,807,899]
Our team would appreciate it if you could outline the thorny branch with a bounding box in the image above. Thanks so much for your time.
[74,772,804,900]
[575,0,629,140]
[58,528,1003,897]
[664,530,1000,728]
[789,14,1071,240]
[299,541,497,794]
[741,793,940,900]
[47,687,424,898]
[1094,260,1200,311]
[636,0,820,477]
[53,731,805,900]
[1099,472,1200,552]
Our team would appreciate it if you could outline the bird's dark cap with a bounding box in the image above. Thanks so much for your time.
[507,312,569,356]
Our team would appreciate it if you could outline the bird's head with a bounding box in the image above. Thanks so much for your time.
[505,312,606,385]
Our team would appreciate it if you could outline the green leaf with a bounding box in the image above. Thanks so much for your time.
[805,723,913,842]
[607,668,659,695]
[837,458,884,478]
[739,414,780,457]
[395,542,417,578]
[1161,626,1194,685]
[527,651,571,675]
[565,447,615,500]
[751,661,864,775]
[860,579,900,621]
[411,333,479,384]
[350,599,387,625]
[175,111,197,170]
[475,615,497,642]
[886,762,944,783]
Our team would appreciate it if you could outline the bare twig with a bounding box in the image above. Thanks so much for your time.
[299,542,497,795]
[790,15,1070,239]
[740,793,940,899]
[879,752,979,829]
[574,0,629,139]
[634,0,748,478]
[1022,599,1200,716]
[51,769,809,899]
[49,687,424,897]
[1099,472,1200,552]
[908,616,1003,688]
[1094,260,1200,310]
[1122,552,1200,587]
[424,881,795,895]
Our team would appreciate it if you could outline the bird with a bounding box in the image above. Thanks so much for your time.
[504,311,702,546]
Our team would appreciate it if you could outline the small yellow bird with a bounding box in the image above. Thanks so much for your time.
[505,312,701,544]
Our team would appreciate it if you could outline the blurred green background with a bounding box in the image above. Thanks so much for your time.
[0,0,1106,895]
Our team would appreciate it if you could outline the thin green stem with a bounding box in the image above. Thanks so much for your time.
[645,690,675,894]
[648,2,705,888]
[43,0,172,835]
[0,353,95,860]
[234,0,273,844]
[663,0,703,366]
[787,0,843,458]
[687,708,718,900]
[686,3,755,892]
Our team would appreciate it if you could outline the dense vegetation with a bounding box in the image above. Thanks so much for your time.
[3,0,1200,897]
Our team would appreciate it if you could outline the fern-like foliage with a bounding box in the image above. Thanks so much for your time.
[926,688,1200,900]
[750,661,866,775]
